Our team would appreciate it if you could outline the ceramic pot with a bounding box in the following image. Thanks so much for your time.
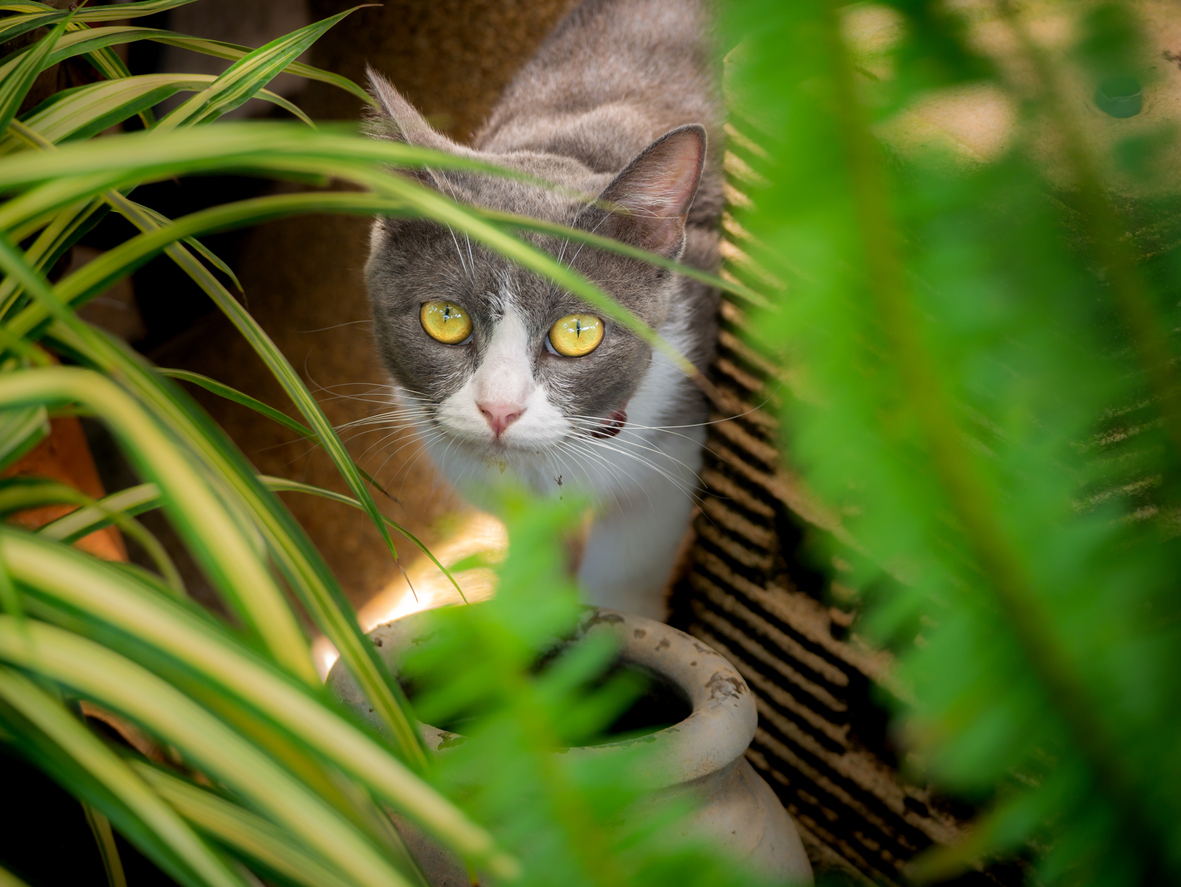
[326,607,814,885]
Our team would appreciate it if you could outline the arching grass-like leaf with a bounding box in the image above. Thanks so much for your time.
[0,25,371,109]
[0,541,515,881]
[0,622,420,887]
[0,668,252,887]
[132,761,374,887]
[1,74,312,156]
[158,7,367,130]
[0,358,315,685]
[0,14,69,137]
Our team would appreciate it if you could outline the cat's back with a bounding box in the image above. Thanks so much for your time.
[475,0,721,202]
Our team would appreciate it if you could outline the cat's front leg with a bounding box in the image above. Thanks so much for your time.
[577,429,704,621]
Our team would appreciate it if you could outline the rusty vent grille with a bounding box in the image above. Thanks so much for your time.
[669,142,1026,886]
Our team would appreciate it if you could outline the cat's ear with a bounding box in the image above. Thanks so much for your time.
[365,67,465,191]
[593,125,706,257]
[366,67,455,151]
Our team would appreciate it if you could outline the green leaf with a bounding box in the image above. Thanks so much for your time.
[0,126,700,377]
[0,26,372,110]
[0,528,514,879]
[38,482,160,543]
[0,617,442,887]
[81,802,129,887]
[0,404,47,472]
[132,761,363,887]
[261,476,467,604]
[1,75,312,156]
[106,192,404,586]
[0,359,316,685]
[162,368,321,444]
[0,1,204,24]
[43,319,431,775]
[0,864,32,887]
[0,667,252,887]
[0,475,91,515]
[0,14,69,138]
[0,10,64,52]
[158,7,366,130]
[0,476,184,597]
[116,199,244,293]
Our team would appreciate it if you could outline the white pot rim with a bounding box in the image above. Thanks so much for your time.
[330,607,758,791]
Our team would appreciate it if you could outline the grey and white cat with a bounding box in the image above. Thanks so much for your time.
[364,0,722,620]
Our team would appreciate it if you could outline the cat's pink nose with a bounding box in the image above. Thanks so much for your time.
[479,403,523,438]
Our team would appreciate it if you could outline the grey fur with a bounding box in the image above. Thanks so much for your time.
[364,0,721,491]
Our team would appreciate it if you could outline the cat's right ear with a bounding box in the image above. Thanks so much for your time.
[365,67,464,191]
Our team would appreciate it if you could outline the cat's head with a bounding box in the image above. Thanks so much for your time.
[363,70,705,462]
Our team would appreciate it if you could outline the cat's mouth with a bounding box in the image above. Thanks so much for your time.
[589,409,627,440]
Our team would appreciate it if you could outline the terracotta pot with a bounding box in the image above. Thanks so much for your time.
[326,607,814,885]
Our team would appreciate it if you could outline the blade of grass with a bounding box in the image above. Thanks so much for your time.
[124,199,243,292]
[0,196,104,320]
[0,618,434,887]
[3,123,243,314]
[0,476,184,597]
[34,473,461,603]
[41,319,430,771]
[0,10,63,46]
[2,75,312,156]
[38,483,160,541]
[0,667,254,887]
[0,403,47,472]
[0,25,372,108]
[261,476,466,604]
[0,528,514,878]
[81,802,129,887]
[0,129,704,378]
[157,6,368,130]
[160,369,389,489]
[0,0,202,22]
[0,14,70,137]
[0,235,317,678]
[0,359,316,683]
[106,191,402,568]
[132,761,366,887]
[0,865,31,887]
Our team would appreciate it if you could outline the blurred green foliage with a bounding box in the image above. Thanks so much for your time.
[726,0,1181,883]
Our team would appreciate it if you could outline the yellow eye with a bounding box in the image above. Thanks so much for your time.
[548,314,603,357]
[420,300,472,345]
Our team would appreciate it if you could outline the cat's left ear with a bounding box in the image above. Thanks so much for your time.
[594,125,707,258]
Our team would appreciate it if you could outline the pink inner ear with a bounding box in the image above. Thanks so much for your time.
[602,126,707,255]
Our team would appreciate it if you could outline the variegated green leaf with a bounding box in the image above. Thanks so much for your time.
[81,803,129,887]
[2,75,311,156]
[0,14,69,137]
[0,617,436,887]
[0,358,316,684]
[0,0,201,23]
[0,25,371,108]
[40,317,431,775]
[159,7,365,129]
[0,403,46,472]
[0,528,513,879]
[132,762,366,887]
[0,667,251,887]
